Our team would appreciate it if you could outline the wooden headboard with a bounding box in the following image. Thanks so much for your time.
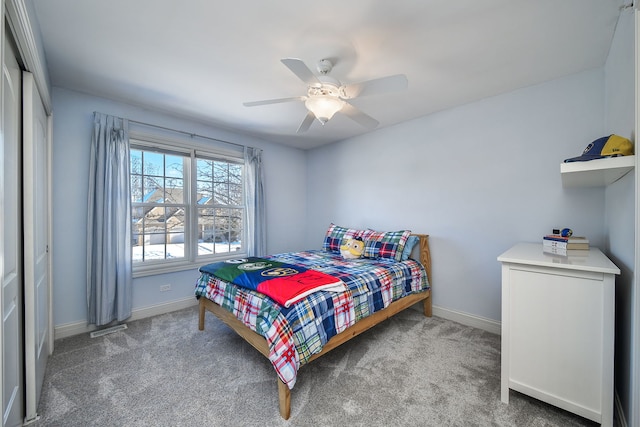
[411,233,431,286]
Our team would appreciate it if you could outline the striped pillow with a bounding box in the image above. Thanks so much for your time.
[323,224,412,261]
[322,223,373,254]
[362,229,412,261]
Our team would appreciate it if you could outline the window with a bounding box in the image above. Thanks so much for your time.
[130,138,245,275]
[195,157,243,256]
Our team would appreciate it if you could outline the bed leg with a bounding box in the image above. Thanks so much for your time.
[278,378,291,420]
[423,294,432,317]
[198,299,205,331]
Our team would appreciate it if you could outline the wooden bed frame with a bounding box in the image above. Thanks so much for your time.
[198,234,432,419]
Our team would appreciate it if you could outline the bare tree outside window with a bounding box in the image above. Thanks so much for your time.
[196,158,243,256]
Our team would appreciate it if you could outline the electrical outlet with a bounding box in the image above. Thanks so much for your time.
[160,284,171,292]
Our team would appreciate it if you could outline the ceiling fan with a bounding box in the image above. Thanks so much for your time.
[243,58,408,133]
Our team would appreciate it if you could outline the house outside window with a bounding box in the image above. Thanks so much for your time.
[130,135,245,276]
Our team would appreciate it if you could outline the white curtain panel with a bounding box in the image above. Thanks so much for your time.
[244,147,266,256]
[87,112,132,326]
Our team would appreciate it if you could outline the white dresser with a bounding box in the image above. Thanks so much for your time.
[498,243,620,426]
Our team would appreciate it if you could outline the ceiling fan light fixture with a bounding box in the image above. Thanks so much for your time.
[244,58,407,132]
[305,95,345,124]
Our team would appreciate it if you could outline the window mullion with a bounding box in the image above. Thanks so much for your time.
[187,150,197,263]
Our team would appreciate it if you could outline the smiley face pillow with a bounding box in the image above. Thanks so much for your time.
[340,237,365,259]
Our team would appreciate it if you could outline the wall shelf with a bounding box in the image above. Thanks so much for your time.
[560,156,635,187]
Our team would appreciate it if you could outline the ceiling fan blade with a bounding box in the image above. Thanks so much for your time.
[340,102,379,129]
[281,58,321,86]
[297,111,315,133]
[342,74,408,99]
[243,96,305,107]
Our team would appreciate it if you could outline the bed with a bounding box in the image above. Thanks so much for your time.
[195,225,432,419]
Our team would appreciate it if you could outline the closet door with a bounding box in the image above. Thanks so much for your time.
[22,71,49,423]
[2,32,23,427]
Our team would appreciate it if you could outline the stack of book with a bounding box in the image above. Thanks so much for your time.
[542,234,589,255]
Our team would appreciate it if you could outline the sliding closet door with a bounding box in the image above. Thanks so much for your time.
[22,71,49,423]
[2,32,23,427]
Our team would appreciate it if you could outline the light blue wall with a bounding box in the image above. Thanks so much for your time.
[603,9,635,425]
[306,68,607,321]
[51,88,308,326]
[52,67,608,327]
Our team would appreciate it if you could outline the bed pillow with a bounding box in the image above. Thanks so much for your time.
[400,234,419,261]
[340,237,365,259]
[322,223,373,254]
[362,229,412,261]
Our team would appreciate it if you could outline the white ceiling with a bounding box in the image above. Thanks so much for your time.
[32,0,623,149]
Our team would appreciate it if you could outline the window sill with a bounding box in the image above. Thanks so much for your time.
[132,252,248,278]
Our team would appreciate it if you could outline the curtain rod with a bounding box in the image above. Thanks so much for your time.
[94,111,256,151]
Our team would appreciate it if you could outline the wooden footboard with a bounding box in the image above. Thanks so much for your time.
[198,234,432,419]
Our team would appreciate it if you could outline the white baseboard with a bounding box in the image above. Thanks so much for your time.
[56,299,501,339]
[54,296,198,340]
[432,305,502,335]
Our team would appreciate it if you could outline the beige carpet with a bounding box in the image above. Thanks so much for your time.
[34,304,597,426]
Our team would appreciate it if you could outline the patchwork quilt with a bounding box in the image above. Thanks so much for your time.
[194,249,429,390]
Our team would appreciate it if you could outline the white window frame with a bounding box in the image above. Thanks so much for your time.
[130,132,247,277]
